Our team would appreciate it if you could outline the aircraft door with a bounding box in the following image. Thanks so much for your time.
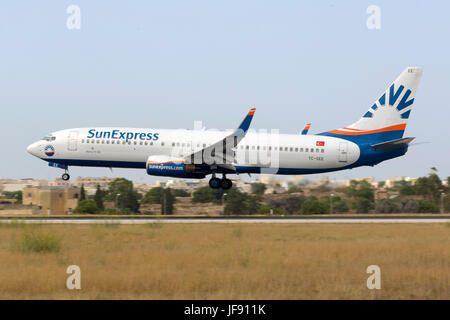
[339,142,348,163]
[68,131,78,151]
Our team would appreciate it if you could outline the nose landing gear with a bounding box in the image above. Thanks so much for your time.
[208,174,232,190]
[61,168,70,181]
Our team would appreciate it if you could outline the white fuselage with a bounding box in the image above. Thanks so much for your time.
[27,127,361,175]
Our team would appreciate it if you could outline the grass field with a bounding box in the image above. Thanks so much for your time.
[0,222,449,299]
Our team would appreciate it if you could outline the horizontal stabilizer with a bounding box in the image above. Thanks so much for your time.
[370,137,415,151]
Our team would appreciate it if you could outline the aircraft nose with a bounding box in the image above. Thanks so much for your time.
[27,142,41,157]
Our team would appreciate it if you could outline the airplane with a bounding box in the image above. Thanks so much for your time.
[27,67,423,190]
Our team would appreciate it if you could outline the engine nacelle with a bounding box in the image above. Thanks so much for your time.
[146,155,206,179]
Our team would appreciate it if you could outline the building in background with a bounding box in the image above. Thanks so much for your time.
[22,186,80,215]
[0,179,48,192]
[72,177,116,195]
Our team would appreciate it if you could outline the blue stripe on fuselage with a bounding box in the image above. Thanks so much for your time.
[43,158,146,169]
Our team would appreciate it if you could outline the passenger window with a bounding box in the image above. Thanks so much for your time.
[295,147,298,152]
[172,142,175,147]
[97,140,100,144]
[161,142,165,146]
[150,141,153,146]
[269,146,272,151]
[257,146,260,150]
[140,141,143,145]
[300,148,303,152]
[321,149,324,153]
[107,140,110,144]
[305,148,308,152]
[311,148,314,153]
[316,148,319,153]
[102,140,105,144]
[81,139,85,143]
[145,142,148,146]
[289,147,293,152]
[246,146,249,150]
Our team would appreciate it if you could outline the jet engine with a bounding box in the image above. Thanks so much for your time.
[146,155,206,179]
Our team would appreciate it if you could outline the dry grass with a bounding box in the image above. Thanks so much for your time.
[0,222,449,299]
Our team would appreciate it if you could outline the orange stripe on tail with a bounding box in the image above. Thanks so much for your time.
[329,124,407,135]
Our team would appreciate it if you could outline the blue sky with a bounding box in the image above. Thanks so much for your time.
[0,1,449,183]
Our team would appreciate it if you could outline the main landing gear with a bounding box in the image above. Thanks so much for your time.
[209,174,232,190]
[61,168,70,181]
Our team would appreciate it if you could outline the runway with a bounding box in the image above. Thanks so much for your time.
[1,215,450,224]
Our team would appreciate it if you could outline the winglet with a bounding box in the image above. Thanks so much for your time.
[237,107,256,134]
[301,123,311,135]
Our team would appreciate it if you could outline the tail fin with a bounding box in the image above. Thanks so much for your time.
[321,67,423,142]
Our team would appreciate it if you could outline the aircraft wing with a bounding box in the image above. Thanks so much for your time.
[185,108,256,171]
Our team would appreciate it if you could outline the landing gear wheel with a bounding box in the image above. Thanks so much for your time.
[221,178,232,190]
[209,177,221,189]
[62,173,70,181]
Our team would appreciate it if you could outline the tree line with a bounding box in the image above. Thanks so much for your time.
[69,170,450,215]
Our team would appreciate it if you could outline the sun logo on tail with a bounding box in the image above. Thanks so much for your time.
[363,83,414,120]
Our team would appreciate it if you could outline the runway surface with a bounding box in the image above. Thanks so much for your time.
[1,215,449,224]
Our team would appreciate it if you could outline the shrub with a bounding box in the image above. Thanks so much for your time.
[418,200,439,213]
[286,186,303,194]
[256,205,288,215]
[251,183,266,195]
[300,199,329,214]
[266,196,305,214]
[330,196,349,213]
[402,199,419,213]
[375,199,403,214]
[192,186,225,204]
[73,200,100,214]
[223,188,261,215]
[171,189,190,197]
[13,232,61,253]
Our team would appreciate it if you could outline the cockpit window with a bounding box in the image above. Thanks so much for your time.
[42,135,56,141]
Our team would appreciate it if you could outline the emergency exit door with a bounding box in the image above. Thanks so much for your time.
[339,142,348,162]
